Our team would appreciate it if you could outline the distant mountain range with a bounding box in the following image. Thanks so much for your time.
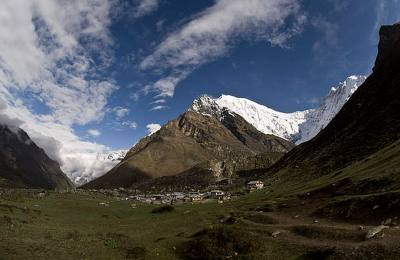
[84,75,365,186]
[191,74,366,144]
[83,74,368,189]
[0,74,367,189]
[83,108,293,189]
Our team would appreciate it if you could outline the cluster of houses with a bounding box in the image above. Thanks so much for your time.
[84,180,265,206]
[247,180,264,191]
[127,190,230,205]
[124,181,265,205]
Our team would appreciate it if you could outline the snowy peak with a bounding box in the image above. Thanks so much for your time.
[217,95,308,141]
[191,95,223,118]
[191,94,308,141]
[298,75,367,143]
[326,75,366,103]
[190,75,367,144]
[102,150,127,162]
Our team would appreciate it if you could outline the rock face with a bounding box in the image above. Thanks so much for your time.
[192,75,366,144]
[268,23,400,188]
[83,110,293,189]
[365,225,388,240]
[0,125,73,190]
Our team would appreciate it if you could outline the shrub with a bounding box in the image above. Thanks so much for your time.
[126,247,147,259]
[104,238,120,249]
[151,205,174,214]
[182,226,260,259]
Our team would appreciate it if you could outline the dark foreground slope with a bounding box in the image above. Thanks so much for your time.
[0,125,73,190]
[84,111,293,189]
[265,23,400,195]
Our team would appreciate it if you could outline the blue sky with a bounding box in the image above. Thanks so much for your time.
[90,0,399,150]
[0,0,399,182]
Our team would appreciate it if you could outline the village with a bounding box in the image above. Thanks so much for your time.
[86,180,265,206]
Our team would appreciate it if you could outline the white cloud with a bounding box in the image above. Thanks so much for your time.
[0,0,120,184]
[88,129,101,137]
[0,0,118,126]
[148,71,191,98]
[113,107,130,119]
[130,92,140,101]
[151,105,167,111]
[151,99,166,104]
[134,0,160,18]
[0,97,23,130]
[140,0,306,98]
[122,120,138,129]
[146,123,161,135]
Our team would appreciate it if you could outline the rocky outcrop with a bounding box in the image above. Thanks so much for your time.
[365,225,388,240]
[374,23,400,71]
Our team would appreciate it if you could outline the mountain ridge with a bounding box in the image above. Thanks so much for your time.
[191,75,366,144]
[83,109,293,189]
[82,74,365,187]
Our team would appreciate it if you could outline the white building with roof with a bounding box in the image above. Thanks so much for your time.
[247,181,264,191]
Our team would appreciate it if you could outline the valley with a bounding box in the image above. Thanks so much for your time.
[0,5,399,259]
[2,185,400,259]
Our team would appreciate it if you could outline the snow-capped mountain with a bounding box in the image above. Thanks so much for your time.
[296,75,367,143]
[191,75,367,144]
[193,94,309,141]
[101,150,127,162]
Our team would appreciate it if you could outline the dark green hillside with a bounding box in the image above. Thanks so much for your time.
[264,23,400,194]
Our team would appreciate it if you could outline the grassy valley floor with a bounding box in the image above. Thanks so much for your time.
[1,189,400,259]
